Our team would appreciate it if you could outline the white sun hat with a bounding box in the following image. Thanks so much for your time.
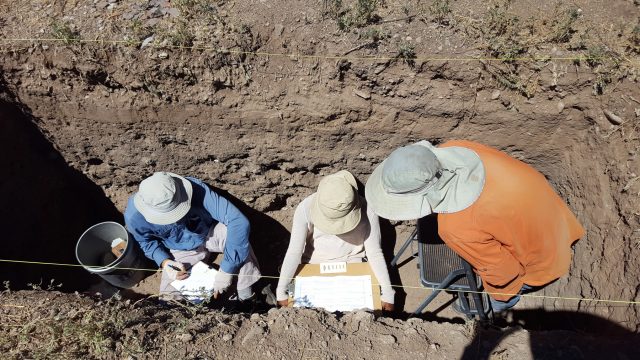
[133,172,193,225]
[365,141,485,221]
[310,170,362,235]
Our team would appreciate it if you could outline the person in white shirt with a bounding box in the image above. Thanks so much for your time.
[275,170,395,311]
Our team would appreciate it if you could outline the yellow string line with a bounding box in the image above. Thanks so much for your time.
[0,259,160,272]
[0,37,612,63]
[1,258,639,305]
[1,304,25,308]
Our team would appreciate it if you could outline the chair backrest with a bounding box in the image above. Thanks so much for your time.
[416,215,491,319]
[417,215,473,290]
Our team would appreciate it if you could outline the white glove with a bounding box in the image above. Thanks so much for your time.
[163,260,187,280]
[213,271,233,295]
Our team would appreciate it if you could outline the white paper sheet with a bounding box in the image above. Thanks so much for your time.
[170,261,218,302]
[293,275,374,312]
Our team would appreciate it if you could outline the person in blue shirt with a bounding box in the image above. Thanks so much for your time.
[124,172,261,301]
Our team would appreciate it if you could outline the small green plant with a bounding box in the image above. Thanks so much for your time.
[585,45,606,67]
[323,0,343,18]
[402,4,411,17]
[495,42,525,61]
[354,0,378,24]
[27,279,63,291]
[485,1,517,36]
[337,13,353,30]
[568,31,589,51]
[333,0,380,30]
[582,45,618,95]
[592,72,610,95]
[70,310,116,355]
[549,7,579,43]
[361,27,387,42]
[239,23,251,34]
[430,0,451,26]
[162,21,195,47]
[173,0,199,8]
[630,24,640,53]
[397,42,416,66]
[173,0,203,15]
[498,72,534,98]
[481,1,527,62]
[173,0,221,23]
[633,24,640,43]
[50,20,80,44]
[124,19,153,47]
[481,62,536,98]
[129,18,152,39]
[579,44,625,95]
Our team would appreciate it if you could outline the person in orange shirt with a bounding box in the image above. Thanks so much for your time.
[365,140,584,312]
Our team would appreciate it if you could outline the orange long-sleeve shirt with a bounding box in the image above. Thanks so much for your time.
[437,140,584,301]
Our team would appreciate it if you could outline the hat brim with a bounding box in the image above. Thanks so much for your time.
[365,161,433,221]
[310,194,362,235]
[134,173,193,225]
[365,142,485,220]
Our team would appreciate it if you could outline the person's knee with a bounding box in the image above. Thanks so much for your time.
[490,294,521,312]
[213,222,228,239]
[205,223,228,252]
[237,286,255,301]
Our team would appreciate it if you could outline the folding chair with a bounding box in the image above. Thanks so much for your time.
[391,215,491,320]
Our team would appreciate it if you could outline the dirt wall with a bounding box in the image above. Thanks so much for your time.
[0,89,125,289]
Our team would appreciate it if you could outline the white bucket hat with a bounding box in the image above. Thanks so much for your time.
[365,141,485,220]
[310,170,362,235]
[133,172,193,225]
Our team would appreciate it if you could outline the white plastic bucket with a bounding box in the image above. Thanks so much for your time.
[75,221,147,288]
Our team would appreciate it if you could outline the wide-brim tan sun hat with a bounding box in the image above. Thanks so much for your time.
[365,141,485,221]
[134,172,193,225]
[310,170,362,235]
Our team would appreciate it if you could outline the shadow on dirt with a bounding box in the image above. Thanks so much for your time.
[354,176,408,311]
[380,218,407,311]
[461,309,640,359]
[0,82,123,291]
[206,185,291,291]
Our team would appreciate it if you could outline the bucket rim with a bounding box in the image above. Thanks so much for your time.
[75,221,130,273]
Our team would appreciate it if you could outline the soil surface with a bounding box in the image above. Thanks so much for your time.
[1,0,640,357]
[1,291,639,359]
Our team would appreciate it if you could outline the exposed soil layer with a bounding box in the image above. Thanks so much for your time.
[1,0,640,351]
[1,291,639,359]
[0,94,124,289]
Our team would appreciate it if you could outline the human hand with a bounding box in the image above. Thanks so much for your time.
[381,301,395,312]
[277,299,289,307]
[162,260,188,280]
[213,271,233,297]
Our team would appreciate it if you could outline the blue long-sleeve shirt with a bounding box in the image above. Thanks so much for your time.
[124,177,251,274]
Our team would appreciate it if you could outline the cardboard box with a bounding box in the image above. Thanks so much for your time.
[288,262,382,310]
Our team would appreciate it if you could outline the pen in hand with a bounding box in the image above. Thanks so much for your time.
[170,265,191,274]
[167,264,183,272]
[165,262,190,280]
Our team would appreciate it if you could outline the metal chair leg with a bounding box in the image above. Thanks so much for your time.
[390,228,417,267]
[413,269,465,315]
[462,259,489,321]
[458,290,471,313]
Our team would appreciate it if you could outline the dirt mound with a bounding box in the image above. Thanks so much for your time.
[1,0,639,343]
[1,291,638,359]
